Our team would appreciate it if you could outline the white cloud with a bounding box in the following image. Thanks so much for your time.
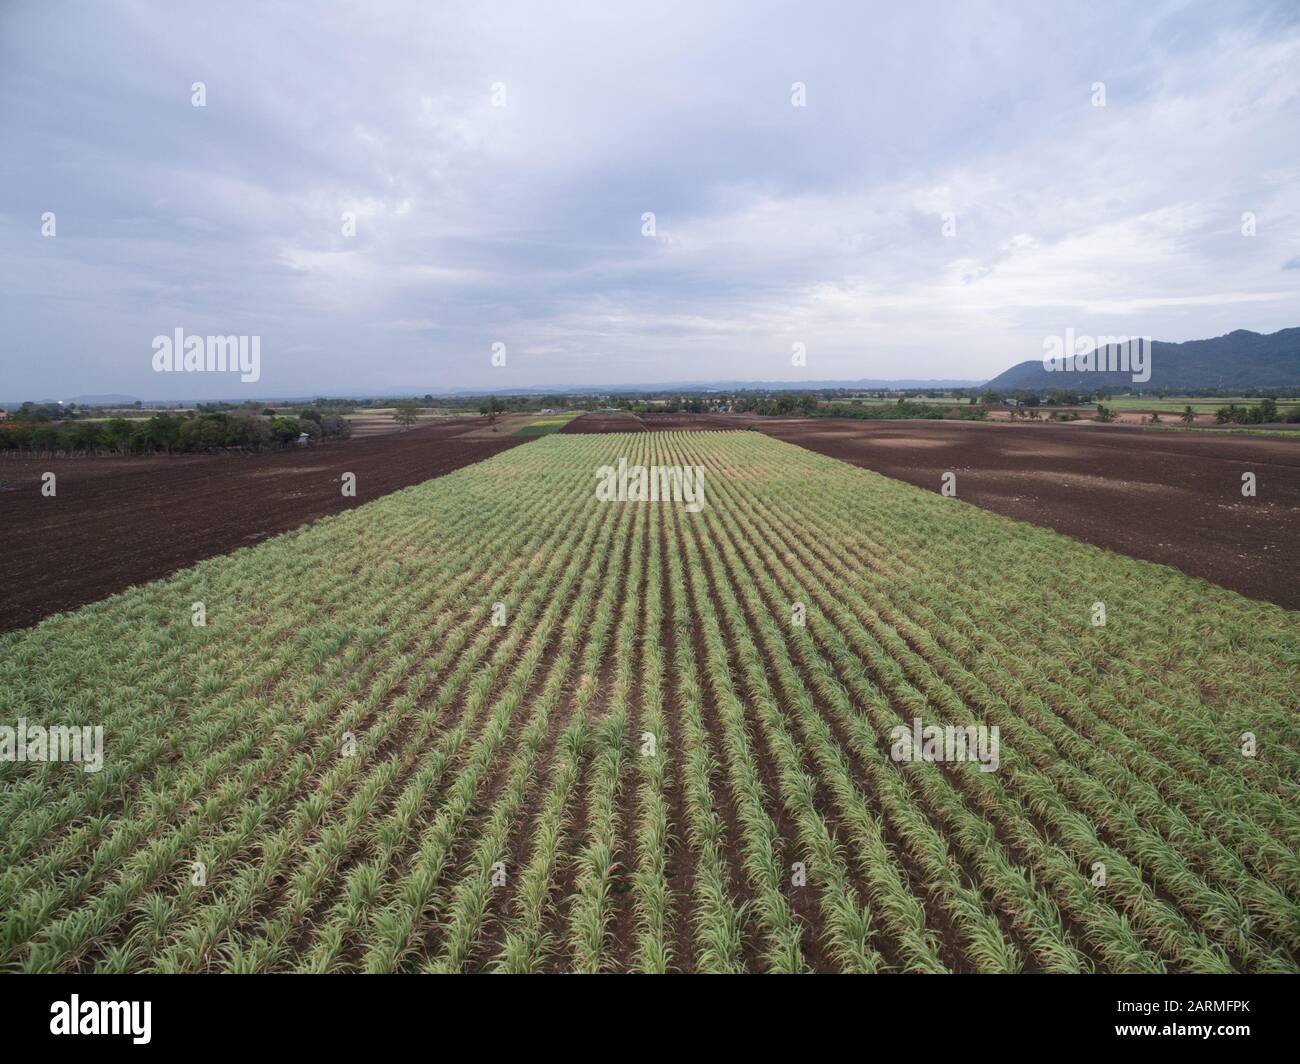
[0,0,1297,397]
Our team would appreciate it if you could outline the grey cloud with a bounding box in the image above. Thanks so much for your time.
[1,0,1298,399]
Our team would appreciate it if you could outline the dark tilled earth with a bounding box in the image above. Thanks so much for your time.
[558,411,647,433]
[0,418,526,633]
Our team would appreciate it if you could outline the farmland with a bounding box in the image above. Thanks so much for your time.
[559,410,647,433]
[2,430,1297,973]
[1101,396,1300,414]
[0,417,525,633]
[755,417,1300,610]
[569,412,1300,610]
[508,412,584,436]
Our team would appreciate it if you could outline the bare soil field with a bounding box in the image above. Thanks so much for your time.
[563,410,754,432]
[559,411,647,433]
[0,417,525,632]
[754,418,1300,610]
[638,412,752,431]
[453,413,544,438]
[342,414,420,437]
[344,412,487,437]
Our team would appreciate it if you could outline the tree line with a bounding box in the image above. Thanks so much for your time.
[0,409,351,456]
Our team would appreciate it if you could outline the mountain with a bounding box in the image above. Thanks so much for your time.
[68,393,143,405]
[0,393,144,407]
[983,328,1300,392]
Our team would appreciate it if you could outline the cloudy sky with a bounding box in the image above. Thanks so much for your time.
[1,0,1298,400]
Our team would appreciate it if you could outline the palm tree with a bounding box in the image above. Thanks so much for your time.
[1181,405,1196,425]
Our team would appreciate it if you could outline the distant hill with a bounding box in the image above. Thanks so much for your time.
[0,393,144,407]
[983,328,1300,392]
[68,393,143,406]
[385,378,987,396]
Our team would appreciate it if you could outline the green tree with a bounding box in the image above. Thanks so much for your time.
[479,396,504,423]
[102,418,135,454]
[65,421,104,452]
[393,402,419,430]
[269,416,303,443]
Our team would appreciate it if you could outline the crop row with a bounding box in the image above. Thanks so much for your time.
[1,430,1295,971]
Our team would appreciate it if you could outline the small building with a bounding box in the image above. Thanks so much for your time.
[295,432,311,446]
[0,410,7,420]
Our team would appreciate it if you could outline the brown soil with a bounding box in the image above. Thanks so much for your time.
[559,412,647,433]
[0,417,526,633]
[563,410,766,432]
[638,413,748,431]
